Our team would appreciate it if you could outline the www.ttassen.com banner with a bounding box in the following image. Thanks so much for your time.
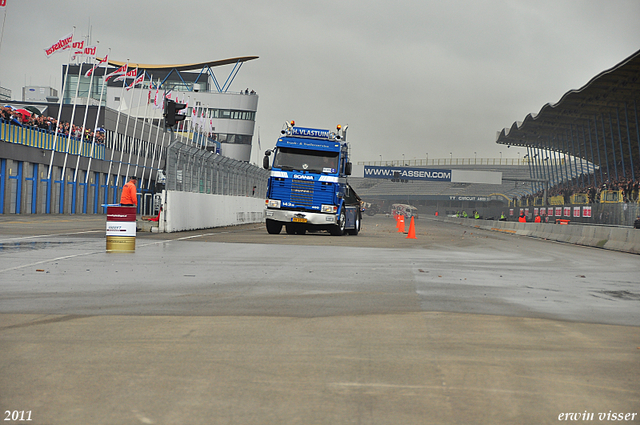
[363,166,452,181]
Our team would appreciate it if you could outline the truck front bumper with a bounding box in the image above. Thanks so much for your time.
[265,208,336,226]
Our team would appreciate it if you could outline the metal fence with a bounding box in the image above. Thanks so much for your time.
[165,139,269,197]
[467,203,640,227]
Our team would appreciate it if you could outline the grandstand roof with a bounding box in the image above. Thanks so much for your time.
[495,49,640,167]
[105,56,259,72]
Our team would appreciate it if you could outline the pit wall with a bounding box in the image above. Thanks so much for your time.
[158,190,265,233]
[440,217,640,255]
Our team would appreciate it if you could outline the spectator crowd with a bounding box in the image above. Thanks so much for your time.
[518,164,640,205]
[1,105,105,144]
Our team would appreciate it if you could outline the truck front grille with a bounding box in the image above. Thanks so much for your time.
[291,180,314,206]
[271,179,335,208]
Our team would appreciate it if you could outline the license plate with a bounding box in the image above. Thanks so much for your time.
[291,217,307,223]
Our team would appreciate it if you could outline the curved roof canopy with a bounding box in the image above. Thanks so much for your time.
[100,56,259,93]
[496,49,640,169]
[106,56,258,72]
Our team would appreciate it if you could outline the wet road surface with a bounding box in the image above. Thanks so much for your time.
[0,214,638,424]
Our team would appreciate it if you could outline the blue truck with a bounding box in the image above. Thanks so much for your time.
[263,121,362,236]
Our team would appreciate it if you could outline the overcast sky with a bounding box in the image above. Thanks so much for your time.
[0,1,638,164]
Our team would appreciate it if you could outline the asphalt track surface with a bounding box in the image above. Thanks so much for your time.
[0,214,638,424]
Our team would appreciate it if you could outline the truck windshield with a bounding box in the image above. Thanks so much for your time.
[273,148,339,174]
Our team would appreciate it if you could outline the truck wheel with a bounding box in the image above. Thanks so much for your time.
[266,219,282,234]
[330,210,346,236]
[347,211,361,235]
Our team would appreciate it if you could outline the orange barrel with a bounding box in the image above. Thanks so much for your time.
[106,206,137,252]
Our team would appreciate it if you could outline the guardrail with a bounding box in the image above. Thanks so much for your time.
[441,216,640,255]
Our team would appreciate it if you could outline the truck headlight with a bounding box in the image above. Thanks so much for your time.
[321,204,337,213]
[267,199,281,208]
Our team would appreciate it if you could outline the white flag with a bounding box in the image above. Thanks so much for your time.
[85,54,108,77]
[114,67,138,82]
[126,72,145,91]
[44,32,73,58]
[104,63,128,82]
[153,87,161,109]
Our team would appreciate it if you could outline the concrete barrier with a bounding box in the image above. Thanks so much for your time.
[442,217,640,255]
[158,190,265,233]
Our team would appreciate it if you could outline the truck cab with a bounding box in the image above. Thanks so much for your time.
[263,121,361,236]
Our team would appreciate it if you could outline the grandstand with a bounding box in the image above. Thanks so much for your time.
[496,49,640,201]
[351,49,639,225]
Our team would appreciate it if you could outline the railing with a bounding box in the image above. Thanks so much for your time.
[0,119,105,160]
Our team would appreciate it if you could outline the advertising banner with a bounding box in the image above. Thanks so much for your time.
[583,206,592,218]
[573,207,581,217]
[364,166,451,182]
[555,207,562,217]
[563,207,571,217]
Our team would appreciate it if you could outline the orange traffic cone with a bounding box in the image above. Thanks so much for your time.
[398,216,405,233]
[406,216,417,239]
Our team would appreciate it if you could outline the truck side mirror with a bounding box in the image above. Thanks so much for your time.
[263,155,270,170]
[345,162,352,176]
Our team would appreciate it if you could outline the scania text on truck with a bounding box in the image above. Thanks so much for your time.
[263,121,362,236]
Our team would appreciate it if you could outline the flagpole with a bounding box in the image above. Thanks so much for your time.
[85,48,110,186]
[47,27,76,180]
[143,79,164,190]
[73,52,98,183]
[125,71,146,179]
[191,98,198,147]
[107,60,129,202]
[177,94,184,145]
[149,86,168,190]
[0,3,8,60]
[145,78,163,190]
[116,67,137,182]
[195,105,202,148]
[188,96,194,146]
[135,73,153,178]
[147,111,166,190]
[60,50,85,181]
[197,105,203,148]
[143,77,163,190]
[189,103,198,147]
